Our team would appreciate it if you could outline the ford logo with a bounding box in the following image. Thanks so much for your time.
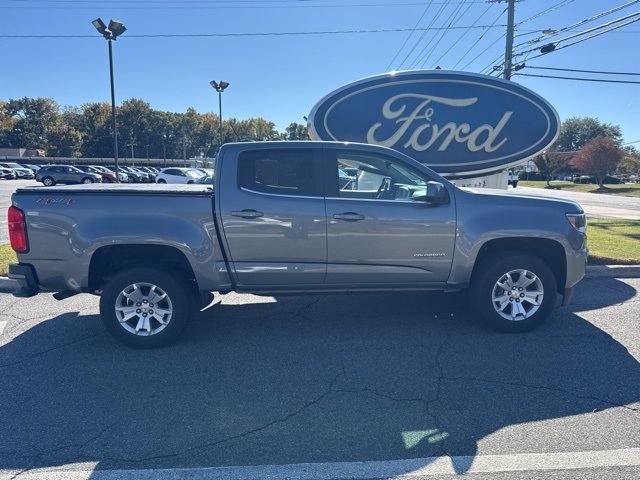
[308,70,560,176]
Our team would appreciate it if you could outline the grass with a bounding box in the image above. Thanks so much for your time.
[0,244,17,276]
[587,219,640,265]
[519,180,640,197]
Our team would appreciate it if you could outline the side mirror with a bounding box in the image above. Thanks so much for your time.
[425,181,447,204]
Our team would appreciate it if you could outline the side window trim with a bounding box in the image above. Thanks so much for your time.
[237,148,324,198]
[323,149,433,201]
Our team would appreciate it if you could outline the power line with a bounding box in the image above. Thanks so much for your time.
[453,7,505,69]
[518,0,577,25]
[476,0,575,74]
[395,1,450,69]
[385,0,434,71]
[0,0,491,9]
[526,65,640,76]
[0,24,509,39]
[413,0,472,69]
[514,0,640,49]
[515,73,640,84]
[514,11,640,57]
[523,15,640,61]
[432,2,493,68]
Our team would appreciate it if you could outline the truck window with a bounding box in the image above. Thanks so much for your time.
[237,149,322,197]
[329,152,430,202]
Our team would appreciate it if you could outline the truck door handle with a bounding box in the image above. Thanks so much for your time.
[333,212,365,221]
[231,209,264,219]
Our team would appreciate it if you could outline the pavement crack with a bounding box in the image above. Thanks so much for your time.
[0,332,104,368]
[7,465,35,480]
[442,375,639,413]
[98,367,345,464]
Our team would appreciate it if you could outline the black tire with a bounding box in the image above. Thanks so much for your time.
[82,177,94,184]
[99,267,193,348]
[42,176,55,186]
[157,179,167,184]
[471,252,557,333]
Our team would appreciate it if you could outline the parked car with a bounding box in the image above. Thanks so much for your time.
[35,165,103,186]
[19,163,42,174]
[574,175,595,184]
[91,166,129,183]
[0,167,17,180]
[76,165,117,183]
[155,167,205,184]
[195,174,214,185]
[131,167,154,183]
[0,162,35,179]
[135,167,157,181]
[118,166,149,183]
[8,141,588,348]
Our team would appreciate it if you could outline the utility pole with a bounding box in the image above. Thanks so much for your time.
[504,0,516,80]
[488,0,516,80]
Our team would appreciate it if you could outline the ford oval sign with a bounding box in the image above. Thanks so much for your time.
[308,70,560,176]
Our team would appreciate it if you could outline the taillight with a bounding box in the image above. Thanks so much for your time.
[8,206,29,253]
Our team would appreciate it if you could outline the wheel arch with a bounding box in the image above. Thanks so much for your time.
[470,237,566,294]
[88,244,198,293]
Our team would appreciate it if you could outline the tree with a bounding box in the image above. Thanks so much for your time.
[283,122,309,140]
[46,124,83,157]
[574,136,624,188]
[619,147,640,178]
[63,102,113,158]
[2,97,60,149]
[533,151,571,187]
[555,117,622,152]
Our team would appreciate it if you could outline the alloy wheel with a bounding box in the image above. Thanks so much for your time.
[491,269,544,321]
[115,282,173,336]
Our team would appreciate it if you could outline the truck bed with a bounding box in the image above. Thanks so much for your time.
[16,183,213,196]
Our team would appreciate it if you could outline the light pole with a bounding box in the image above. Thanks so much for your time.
[92,18,126,182]
[127,142,136,160]
[209,80,230,149]
[162,133,172,167]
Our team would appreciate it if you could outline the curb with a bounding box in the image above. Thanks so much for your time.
[585,265,640,278]
[0,277,18,293]
[1,266,639,295]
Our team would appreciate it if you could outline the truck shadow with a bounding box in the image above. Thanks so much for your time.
[0,277,638,476]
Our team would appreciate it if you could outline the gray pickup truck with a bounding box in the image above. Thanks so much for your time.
[8,141,588,348]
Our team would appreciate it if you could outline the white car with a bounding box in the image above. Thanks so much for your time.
[0,162,35,179]
[155,168,205,184]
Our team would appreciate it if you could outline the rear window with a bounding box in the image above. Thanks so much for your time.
[237,149,322,197]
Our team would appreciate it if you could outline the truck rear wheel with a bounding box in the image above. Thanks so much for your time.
[99,267,192,348]
[471,253,557,333]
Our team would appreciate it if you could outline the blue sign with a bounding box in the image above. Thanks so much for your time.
[308,70,560,176]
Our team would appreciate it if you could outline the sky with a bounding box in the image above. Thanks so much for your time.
[1,0,639,143]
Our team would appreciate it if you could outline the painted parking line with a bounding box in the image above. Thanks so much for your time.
[2,447,640,480]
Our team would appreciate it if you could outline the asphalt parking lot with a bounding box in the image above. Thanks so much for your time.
[0,277,639,479]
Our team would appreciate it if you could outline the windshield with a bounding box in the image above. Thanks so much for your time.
[3,163,23,169]
[186,169,205,177]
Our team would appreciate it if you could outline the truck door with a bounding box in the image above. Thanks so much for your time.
[218,147,327,287]
[324,149,456,285]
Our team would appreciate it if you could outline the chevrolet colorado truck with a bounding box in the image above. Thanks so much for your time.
[8,141,588,348]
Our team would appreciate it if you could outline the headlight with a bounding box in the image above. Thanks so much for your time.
[566,213,586,233]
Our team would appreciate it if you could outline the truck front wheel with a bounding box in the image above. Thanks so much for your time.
[471,253,557,333]
[99,267,192,348]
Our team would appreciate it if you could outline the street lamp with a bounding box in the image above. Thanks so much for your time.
[209,80,230,149]
[162,133,172,167]
[92,18,127,182]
